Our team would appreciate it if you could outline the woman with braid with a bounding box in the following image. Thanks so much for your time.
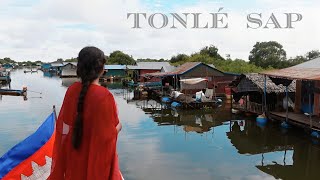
[49,47,122,180]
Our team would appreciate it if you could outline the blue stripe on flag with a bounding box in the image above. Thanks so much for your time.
[0,112,55,179]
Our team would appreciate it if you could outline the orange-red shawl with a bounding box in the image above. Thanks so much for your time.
[49,82,121,180]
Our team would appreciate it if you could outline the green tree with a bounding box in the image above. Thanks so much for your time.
[1,57,15,64]
[170,54,189,64]
[189,53,218,64]
[249,41,287,68]
[287,55,307,66]
[57,58,64,63]
[64,57,78,62]
[217,59,266,73]
[108,51,136,65]
[306,50,320,60]
[137,58,167,62]
[199,45,224,60]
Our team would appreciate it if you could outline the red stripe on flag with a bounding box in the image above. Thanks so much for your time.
[2,131,55,180]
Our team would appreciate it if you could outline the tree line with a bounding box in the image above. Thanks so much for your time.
[0,57,42,66]
[248,41,320,69]
[2,41,319,73]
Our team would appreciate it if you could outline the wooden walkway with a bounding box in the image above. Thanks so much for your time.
[269,111,320,130]
[232,102,263,115]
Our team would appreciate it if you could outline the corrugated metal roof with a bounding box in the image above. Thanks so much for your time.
[145,62,222,77]
[51,62,64,67]
[293,57,320,68]
[63,62,77,66]
[262,68,320,80]
[145,62,200,77]
[104,65,126,70]
[161,65,176,72]
[261,58,320,80]
[128,62,171,70]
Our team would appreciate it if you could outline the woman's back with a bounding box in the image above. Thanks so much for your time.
[50,46,121,180]
[50,82,119,179]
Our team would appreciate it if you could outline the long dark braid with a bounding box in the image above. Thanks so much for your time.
[72,46,106,149]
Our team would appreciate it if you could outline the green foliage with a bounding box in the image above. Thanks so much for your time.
[306,50,320,60]
[215,59,267,73]
[137,58,166,62]
[64,57,78,62]
[108,51,136,65]
[248,41,319,69]
[249,41,287,68]
[0,57,15,64]
[188,54,266,73]
[200,45,224,60]
[286,55,308,66]
[170,54,189,64]
[170,47,266,73]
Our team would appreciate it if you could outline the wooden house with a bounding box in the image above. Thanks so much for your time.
[127,62,173,82]
[261,57,320,130]
[50,62,64,74]
[61,62,77,78]
[41,63,52,71]
[230,73,296,114]
[3,63,13,69]
[144,62,226,95]
[103,65,126,82]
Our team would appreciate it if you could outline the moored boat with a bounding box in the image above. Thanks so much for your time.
[0,87,27,96]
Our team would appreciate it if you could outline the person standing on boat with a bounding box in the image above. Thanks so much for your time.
[49,46,122,180]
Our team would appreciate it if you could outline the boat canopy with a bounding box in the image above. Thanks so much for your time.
[179,78,208,85]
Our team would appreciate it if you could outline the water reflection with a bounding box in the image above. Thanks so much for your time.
[226,119,320,180]
[227,120,301,155]
[61,77,79,87]
[132,97,234,134]
[256,142,320,180]
[43,71,54,78]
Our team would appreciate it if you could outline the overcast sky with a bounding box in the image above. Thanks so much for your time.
[0,0,319,62]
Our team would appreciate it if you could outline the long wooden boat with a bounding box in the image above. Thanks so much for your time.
[0,88,27,96]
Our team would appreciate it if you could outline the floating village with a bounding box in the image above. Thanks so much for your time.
[0,58,320,179]
[1,58,320,138]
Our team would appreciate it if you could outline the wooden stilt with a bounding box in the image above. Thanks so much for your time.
[286,86,289,122]
[264,75,267,113]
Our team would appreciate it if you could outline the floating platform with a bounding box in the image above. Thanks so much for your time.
[173,100,219,109]
[269,111,320,131]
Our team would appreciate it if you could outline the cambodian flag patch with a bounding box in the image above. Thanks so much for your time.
[0,112,55,180]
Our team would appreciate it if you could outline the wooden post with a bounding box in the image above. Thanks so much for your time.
[245,95,248,111]
[231,88,233,111]
[174,75,176,90]
[309,91,312,128]
[294,80,302,113]
[176,74,179,91]
[314,81,320,116]
[53,105,57,121]
[264,75,267,113]
[286,86,289,122]
[161,77,164,96]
